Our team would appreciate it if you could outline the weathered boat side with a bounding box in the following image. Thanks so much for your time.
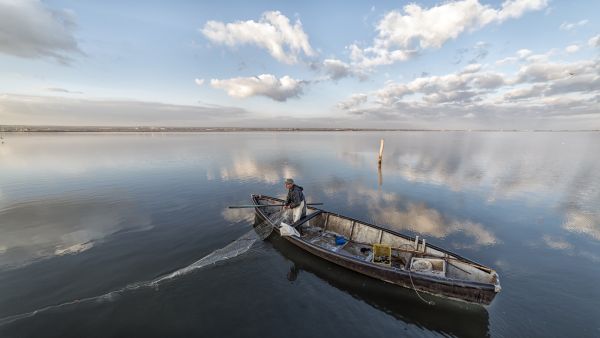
[251,194,500,305]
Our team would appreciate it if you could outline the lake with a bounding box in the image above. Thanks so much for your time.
[0,132,599,337]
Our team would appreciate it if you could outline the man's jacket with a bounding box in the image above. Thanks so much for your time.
[286,185,305,208]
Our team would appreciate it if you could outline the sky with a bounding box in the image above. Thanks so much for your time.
[0,0,599,129]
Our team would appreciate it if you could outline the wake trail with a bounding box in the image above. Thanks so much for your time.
[0,229,261,327]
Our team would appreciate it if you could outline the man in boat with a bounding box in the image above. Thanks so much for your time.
[283,178,306,223]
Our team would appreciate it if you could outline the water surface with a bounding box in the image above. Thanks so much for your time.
[0,132,599,337]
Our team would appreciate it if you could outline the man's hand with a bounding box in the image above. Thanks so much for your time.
[283,205,290,209]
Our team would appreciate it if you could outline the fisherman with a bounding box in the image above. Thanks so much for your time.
[283,178,306,223]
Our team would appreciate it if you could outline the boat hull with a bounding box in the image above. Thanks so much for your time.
[252,194,499,305]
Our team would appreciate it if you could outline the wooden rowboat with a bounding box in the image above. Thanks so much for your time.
[252,194,501,305]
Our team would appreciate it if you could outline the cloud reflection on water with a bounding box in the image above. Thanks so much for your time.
[209,132,599,251]
[542,235,573,250]
[322,179,497,248]
[336,133,600,244]
[0,197,151,269]
[537,234,600,263]
[562,211,600,241]
[221,207,255,224]
[216,154,297,184]
[1,132,598,271]
[372,203,497,247]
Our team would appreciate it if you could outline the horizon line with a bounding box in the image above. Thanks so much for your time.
[1,125,599,132]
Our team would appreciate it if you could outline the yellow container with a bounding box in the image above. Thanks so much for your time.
[372,244,391,266]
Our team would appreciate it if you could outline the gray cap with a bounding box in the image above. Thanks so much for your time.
[284,178,294,184]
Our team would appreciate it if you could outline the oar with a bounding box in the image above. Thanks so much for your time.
[228,203,323,209]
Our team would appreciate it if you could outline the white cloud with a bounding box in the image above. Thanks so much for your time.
[339,50,600,126]
[495,0,548,21]
[349,0,547,68]
[589,35,600,47]
[337,93,368,110]
[349,41,413,69]
[494,48,542,65]
[210,74,304,101]
[515,58,596,83]
[0,0,81,63]
[370,83,406,106]
[565,44,580,53]
[322,58,368,80]
[559,19,588,31]
[201,11,314,64]
[461,63,482,74]
[0,94,249,126]
[496,56,518,65]
[372,63,506,106]
[194,78,205,86]
[45,87,83,94]
[323,58,352,80]
[517,49,533,58]
[472,72,506,88]
[504,84,546,100]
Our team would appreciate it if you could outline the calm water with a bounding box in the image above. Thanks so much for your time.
[0,132,599,337]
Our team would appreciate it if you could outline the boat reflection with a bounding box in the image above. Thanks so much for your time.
[259,216,490,338]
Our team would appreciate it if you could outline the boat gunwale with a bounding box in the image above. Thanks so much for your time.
[251,194,498,291]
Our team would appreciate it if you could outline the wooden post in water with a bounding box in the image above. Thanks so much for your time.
[377,138,384,187]
[378,138,384,166]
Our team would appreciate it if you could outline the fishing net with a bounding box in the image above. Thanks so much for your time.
[253,208,287,240]
[152,230,260,284]
[0,206,286,326]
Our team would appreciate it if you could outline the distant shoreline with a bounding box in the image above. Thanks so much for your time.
[0,126,598,132]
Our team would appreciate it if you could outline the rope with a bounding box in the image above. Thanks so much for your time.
[407,269,435,306]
